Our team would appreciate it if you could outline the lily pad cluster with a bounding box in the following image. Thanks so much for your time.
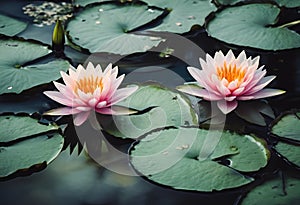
[0,115,64,178]
[66,0,300,55]
[270,111,300,167]
[66,0,217,55]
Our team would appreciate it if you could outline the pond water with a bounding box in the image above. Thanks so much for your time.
[0,0,300,205]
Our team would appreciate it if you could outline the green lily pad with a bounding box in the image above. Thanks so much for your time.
[130,128,269,191]
[0,115,59,143]
[241,175,300,205]
[270,111,300,141]
[0,115,64,178]
[66,3,164,55]
[216,0,300,7]
[101,84,198,139]
[144,0,217,33]
[275,141,300,167]
[207,3,300,50]
[274,0,300,8]
[0,37,70,94]
[0,14,27,36]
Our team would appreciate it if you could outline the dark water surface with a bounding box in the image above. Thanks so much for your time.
[0,1,299,205]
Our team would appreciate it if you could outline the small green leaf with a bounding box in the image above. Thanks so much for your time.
[275,142,300,167]
[144,0,217,33]
[0,115,64,178]
[66,3,164,55]
[241,175,300,205]
[0,14,27,36]
[0,37,70,94]
[271,111,300,141]
[207,4,300,50]
[101,84,198,139]
[130,128,269,191]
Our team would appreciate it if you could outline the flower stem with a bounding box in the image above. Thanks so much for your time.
[277,19,300,28]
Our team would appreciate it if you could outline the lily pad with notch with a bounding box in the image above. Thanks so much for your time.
[130,127,269,191]
[144,0,217,33]
[0,37,70,95]
[0,114,64,178]
[100,84,198,139]
[0,14,27,36]
[66,3,165,55]
[207,3,300,50]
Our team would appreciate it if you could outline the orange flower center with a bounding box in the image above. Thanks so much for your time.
[74,76,103,94]
[217,62,245,84]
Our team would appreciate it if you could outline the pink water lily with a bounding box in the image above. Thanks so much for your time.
[178,50,285,114]
[44,62,138,126]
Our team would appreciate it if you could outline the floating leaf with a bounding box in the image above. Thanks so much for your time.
[207,4,300,50]
[270,111,300,141]
[216,0,300,7]
[0,37,70,94]
[130,128,269,191]
[66,3,164,55]
[241,175,300,205]
[0,14,27,36]
[101,84,198,139]
[270,111,300,167]
[275,141,300,167]
[0,115,64,178]
[144,0,217,33]
[274,0,300,8]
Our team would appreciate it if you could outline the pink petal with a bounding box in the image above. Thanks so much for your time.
[109,86,138,105]
[61,71,75,89]
[88,98,98,107]
[237,96,255,100]
[177,85,222,100]
[96,107,114,115]
[244,76,276,95]
[43,107,82,115]
[224,96,236,101]
[225,50,235,64]
[53,81,74,99]
[96,101,107,108]
[251,88,286,99]
[73,111,90,126]
[187,67,203,85]
[216,83,231,96]
[217,100,238,114]
[236,50,247,66]
[43,91,74,107]
[232,87,245,95]
[76,106,92,111]
[96,106,137,115]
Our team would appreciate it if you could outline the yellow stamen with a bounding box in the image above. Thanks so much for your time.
[217,62,245,85]
[74,76,103,94]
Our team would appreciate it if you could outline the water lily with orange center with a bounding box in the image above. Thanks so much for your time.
[44,62,138,126]
[177,50,285,114]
